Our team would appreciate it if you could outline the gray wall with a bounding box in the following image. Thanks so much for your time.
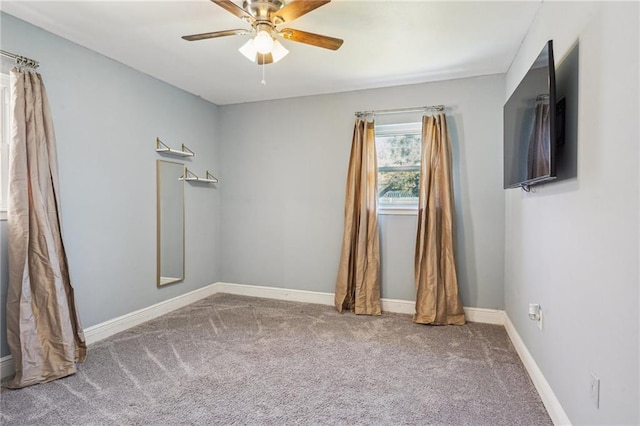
[504,2,639,424]
[0,13,222,357]
[218,75,506,309]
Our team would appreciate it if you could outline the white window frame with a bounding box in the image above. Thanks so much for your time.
[0,72,10,221]
[375,122,422,216]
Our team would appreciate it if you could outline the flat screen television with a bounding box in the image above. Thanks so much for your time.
[503,40,558,190]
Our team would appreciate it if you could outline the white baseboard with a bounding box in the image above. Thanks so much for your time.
[216,282,506,325]
[464,306,505,325]
[0,355,14,380]
[214,282,335,306]
[84,283,219,345]
[381,297,415,314]
[504,315,571,425]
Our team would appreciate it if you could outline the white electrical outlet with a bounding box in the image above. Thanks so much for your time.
[529,303,543,330]
[590,373,600,408]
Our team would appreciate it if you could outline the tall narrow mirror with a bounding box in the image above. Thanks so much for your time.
[157,160,185,286]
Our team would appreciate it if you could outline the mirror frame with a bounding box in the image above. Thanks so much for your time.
[156,159,185,287]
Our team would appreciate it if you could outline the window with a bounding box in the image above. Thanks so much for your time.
[375,122,422,213]
[0,73,10,220]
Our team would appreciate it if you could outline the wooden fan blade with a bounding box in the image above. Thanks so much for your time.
[273,0,330,24]
[211,0,255,22]
[182,29,250,41]
[257,53,274,65]
[280,28,343,50]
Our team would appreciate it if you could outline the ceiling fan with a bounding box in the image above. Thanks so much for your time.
[182,0,343,65]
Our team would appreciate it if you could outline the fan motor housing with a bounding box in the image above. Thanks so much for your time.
[243,0,284,20]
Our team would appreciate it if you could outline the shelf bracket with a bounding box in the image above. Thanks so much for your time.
[156,137,195,157]
[180,168,218,184]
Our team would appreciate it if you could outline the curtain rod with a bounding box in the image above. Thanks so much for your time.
[0,49,39,69]
[355,105,444,117]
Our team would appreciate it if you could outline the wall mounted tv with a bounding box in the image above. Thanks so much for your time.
[504,40,564,191]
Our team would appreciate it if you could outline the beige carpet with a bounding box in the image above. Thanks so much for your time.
[1,293,551,425]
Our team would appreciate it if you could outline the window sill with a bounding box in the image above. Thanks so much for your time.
[378,207,418,216]
[0,210,6,221]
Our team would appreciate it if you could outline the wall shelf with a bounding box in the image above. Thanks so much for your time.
[156,137,194,157]
[180,168,218,184]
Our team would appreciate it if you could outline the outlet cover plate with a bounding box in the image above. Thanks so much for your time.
[590,373,600,408]
[537,309,543,331]
[538,309,542,331]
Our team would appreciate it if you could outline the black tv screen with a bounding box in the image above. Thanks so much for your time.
[504,40,557,189]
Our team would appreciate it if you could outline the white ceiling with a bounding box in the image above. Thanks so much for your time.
[1,1,542,105]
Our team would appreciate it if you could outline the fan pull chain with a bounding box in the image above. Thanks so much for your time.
[261,58,266,85]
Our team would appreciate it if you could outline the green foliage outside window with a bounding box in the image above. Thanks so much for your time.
[379,170,420,198]
[376,133,421,204]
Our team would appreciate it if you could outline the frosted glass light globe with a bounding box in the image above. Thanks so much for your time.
[253,31,274,54]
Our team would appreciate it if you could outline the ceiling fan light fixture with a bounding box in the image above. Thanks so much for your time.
[270,39,289,63]
[239,36,289,64]
[239,38,258,62]
[253,30,274,54]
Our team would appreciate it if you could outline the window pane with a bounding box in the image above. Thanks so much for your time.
[376,134,421,168]
[378,170,420,205]
[375,126,422,206]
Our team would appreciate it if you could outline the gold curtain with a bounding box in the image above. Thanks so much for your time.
[414,113,465,325]
[335,118,381,315]
[5,68,86,389]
